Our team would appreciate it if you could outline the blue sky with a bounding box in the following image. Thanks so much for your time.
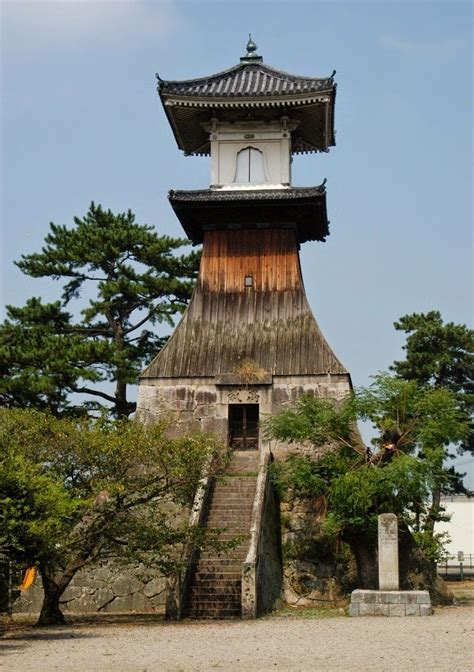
[1,0,472,482]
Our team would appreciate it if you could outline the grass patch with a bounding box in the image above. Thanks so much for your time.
[270,606,347,620]
[448,580,474,604]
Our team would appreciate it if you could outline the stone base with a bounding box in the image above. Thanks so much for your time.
[349,590,432,617]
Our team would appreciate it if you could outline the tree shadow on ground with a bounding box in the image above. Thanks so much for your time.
[1,612,166,640]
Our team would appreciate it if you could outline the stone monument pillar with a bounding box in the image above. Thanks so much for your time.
[378,513,399,590]
[349,512,432,617]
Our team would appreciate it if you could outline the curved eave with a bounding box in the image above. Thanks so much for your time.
[168,186,329,245]
[160,90,334,108]
[159,89,336,156]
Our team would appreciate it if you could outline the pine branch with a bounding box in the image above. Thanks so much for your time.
[73,386,117,404]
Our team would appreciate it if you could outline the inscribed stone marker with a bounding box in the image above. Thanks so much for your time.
[378,513,399,590]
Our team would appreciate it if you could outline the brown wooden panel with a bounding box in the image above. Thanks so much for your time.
[199,229,302,293]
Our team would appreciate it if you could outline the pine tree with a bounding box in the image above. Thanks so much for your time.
[1,203,200,416]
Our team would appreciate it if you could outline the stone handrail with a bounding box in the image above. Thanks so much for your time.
[241,447,271,619]
[165,453,213,620]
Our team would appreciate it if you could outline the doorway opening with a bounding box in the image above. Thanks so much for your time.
[228,404,259,450]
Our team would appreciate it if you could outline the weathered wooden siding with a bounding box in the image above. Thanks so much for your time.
[141,228,347,379]
[199,230,302,293]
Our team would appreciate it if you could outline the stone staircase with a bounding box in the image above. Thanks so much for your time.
[184,450,259,619]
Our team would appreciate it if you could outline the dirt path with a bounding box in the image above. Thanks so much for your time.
[1,604,473,672]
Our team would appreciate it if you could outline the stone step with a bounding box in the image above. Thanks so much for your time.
[213,482,256,488]
[189,594,241,605]
[206,523,251,531]
[205,531,250,538]
[190,600,241,610]
[198,555,247,564]
[197,551,247,571]
[208,504,254,510]
[196,558,244,567]
[207,528,250,534]
[198,552,245,559]
[206,525,250,531]
[195,568,243,576]
[210,511,253,516]
[211,491,256,498]
[205,543,249,551]
[211,488,256,496]
[198,553,248,561]
[210,501,255,507]
[193,578,241,588]
[201,539,249,549]
[191,589,240,599]
[212,492,255,498]
[185,609,241,619]
[214,478,257,486]
[207,509,253,516]
[206,516,252,525]
[193,577,241,585]
[205,537,248,545]
[195,571,242,581]
[208,504,254,512]
[206,526,251,533]
[188,588,242,607]
[225,474,257,478]
[189,599,241,611]
[206,517,252,525]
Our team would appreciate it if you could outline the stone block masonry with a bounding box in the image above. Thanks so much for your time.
[349,590,432,617]
[14,565,167,615]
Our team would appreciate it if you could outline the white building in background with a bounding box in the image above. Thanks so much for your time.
[436,495,474,563]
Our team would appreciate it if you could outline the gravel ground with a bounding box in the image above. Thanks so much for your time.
[1,604,473,672]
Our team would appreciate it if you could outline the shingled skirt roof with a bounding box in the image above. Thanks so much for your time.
[141,287,347,379]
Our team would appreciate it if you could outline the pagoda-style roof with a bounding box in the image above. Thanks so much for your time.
[158,47,336,156]
[168,185,329,245]
[159,62,334,100]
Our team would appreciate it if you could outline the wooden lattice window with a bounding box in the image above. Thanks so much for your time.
[228,404,259,450]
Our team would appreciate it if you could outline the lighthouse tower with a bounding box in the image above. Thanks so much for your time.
[137,39,351,618]
[138,38,350,439]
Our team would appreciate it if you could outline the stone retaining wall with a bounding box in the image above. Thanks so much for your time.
[14,565,166,615]
[280,497,351,608]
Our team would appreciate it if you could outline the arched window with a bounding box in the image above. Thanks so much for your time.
[234,147,266,183]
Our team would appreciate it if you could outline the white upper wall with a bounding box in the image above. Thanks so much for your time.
[436,497,474,560]
[204,117,297,190]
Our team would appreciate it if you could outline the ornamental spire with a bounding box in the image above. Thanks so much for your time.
[240,34,263,63]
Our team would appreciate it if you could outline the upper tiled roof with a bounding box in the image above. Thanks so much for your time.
[158,62,335,100]
[158,53,337,155]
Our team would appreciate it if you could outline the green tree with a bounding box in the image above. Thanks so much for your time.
[0,408,224,625]
[391,311,474,533]
[0,299,99,415]
[391,311,473,452]
[267,375,468,601]
[0,203,200,416]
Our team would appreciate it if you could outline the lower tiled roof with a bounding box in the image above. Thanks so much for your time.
[168,186,329,245]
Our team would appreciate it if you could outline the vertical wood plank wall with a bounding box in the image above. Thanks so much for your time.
[199,230,303,293]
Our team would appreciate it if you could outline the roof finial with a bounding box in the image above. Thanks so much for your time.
[246,34,257,56]
[240,34,263,63]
